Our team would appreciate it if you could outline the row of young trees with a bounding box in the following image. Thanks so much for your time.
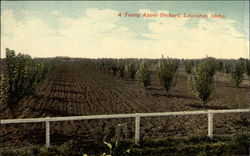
[90,57,249,109]
[89,58,180,90]
[185,57,250,108]
[0,48,56,108]
[184,58,250,88]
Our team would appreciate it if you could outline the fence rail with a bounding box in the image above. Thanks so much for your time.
[1,109,249,147]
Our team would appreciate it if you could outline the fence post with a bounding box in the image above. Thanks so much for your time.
[208,112,213,138]
[45,117,50,148]
[135,113,140,144]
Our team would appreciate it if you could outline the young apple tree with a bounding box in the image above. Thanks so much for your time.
[157,59,178,92]
[188,62,214,109]
[137,61,151,88]
[125,62,137,82]
[184,60,194,75]
[230,59,245,87]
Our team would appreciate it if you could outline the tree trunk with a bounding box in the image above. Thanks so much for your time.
[203,101,206,110]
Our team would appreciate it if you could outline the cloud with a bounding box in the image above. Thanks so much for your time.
[140,9,249,58]
[57,8,141,58]
[1,8,143,58]
[1,8,249,59]
[1,10,61,57]
[51,10,61,16]
[20,9,30,16]
[139,9,154,15]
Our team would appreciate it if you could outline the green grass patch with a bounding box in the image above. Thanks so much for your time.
[1,134,249,156]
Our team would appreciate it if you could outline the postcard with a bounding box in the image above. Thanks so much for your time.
[1,1,249,155]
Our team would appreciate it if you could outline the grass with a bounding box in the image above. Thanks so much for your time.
[1,134,249,156]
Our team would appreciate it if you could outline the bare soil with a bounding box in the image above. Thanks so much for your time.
[1,61,249,148]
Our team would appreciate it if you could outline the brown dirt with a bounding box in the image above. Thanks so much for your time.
[0,60,249,147]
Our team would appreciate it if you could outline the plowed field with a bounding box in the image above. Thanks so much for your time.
[1,61,249,147]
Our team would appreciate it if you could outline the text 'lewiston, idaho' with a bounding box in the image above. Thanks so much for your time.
[117,12,225,18]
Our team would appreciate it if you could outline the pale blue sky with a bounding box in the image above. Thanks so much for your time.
[1,1,249,59]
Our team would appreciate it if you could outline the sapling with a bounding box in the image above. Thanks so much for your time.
[0,48,55,108]
[157,59,178,92]
[184,60,194,75]
[111,64,118,77]
[188,63,214,109]
[230,60,245,87]
[118,61,125,80]
[224,62,232,75]
[125,63,137,82]
[136,61,151,88]
[246,60,250,82]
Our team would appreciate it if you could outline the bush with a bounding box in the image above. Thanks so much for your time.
[216,60,224,72]
[136,61,151,88]
[0,49,32,107]
[230,60,245,87]
[125,63,137,82]
[0,48,55,108]
[157,59,178,91]
[130,135,249,156]
[184,60,194,74]
[1,135,248,156]
[110,62,118,77]
[118,61,125,80]
[246,60,250,81]
[202,57,217,79]
[188,63,214,108]
[224,62,232,75]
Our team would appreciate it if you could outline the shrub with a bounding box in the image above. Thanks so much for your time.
[118,61,125,80]
[246,60,250,81]
[224,62,232,75]
[136,61,151,88]
[188,63,214,108]
[111,62,118,77]
[157,59,178,91]
[216,61,224,72]
[125,63,137,82]
[202,57,217,79]
[0,49,32,107]
[184,60,194,74]
[0,48,55,108]
[230,60,245,87]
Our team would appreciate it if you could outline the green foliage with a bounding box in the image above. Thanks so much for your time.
[0,70,10,104]
[118,61,125,79]
[230,59,245,87]
[0,48,55,108]
[184,60,194,74]
[224,62,232,74]
[202,57,217,79]
[157,59,178,91]
[216,61,224,72]
[1,135,248,156]
[111,62,118,77]
[104,142,113,155]
[130,135,249,156]
[125,63,137,82]
[136,61,151,88]
[103,141,131,156]
[246,60,250,79]
[188,62,214,107]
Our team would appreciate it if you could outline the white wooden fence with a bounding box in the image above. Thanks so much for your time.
[1,109,249,147]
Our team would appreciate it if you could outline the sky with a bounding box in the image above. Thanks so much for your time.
[1,1,249,59]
